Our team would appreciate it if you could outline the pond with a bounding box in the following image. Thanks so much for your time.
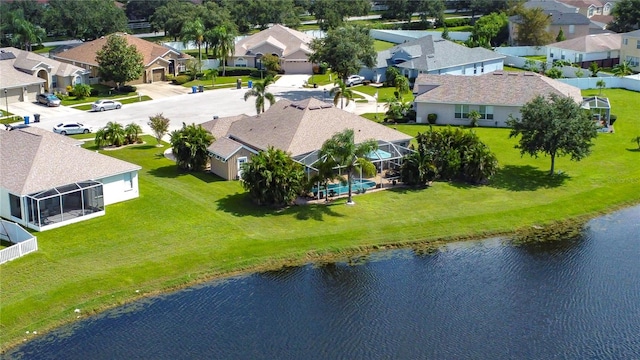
[6,206,640,359]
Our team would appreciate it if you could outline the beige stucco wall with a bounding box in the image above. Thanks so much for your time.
[621,35,640,72]
[415,102,523,127]
[210,148,256,180]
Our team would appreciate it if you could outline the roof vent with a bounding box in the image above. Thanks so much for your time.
[508,72,518,76]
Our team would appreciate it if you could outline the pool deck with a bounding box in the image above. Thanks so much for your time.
[295,175,406,205]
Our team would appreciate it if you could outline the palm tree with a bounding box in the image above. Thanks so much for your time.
[170,122,214,171]
[124,123,143,144]
[612,60,632,77]
[95,121,126,147]
[244,76,276,114]
[468,110,481,127]
[596,79,606,95]
[181,19,205,66]
[210,25,235,76]
[384,97,412,122]
[319,129,378,205]
[329,79,353,109]
[206,68,218,88]
[394,75,410,97]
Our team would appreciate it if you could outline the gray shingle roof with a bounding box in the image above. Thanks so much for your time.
[510,10,591,25]
[414,72,583,106]
[0,128,141,195]
[200,114,251,140]
[374,35,504,71]
[233,24,313,59]
[207,137,251,160]
[0,47,87,89]
[524,0,579,12]
[211,98,412,157]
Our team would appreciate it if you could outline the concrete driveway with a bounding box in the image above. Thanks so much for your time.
[22,75,377,137]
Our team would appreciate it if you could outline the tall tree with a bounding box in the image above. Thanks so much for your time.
[181,19,205,64]
[318,129,378,205]
[244,76,277,114]
[309,0,370,31]
[417,0,446,27]
[126,0,168,21]
[96,34,145,90]
[514,7,553,46]
[468,12,509,48]
[45,0,127,40]
[309,25,376,83]
[170,123,214,172]
[240,147,305,206]
[507,94,598,175]
[330,79,354,109]
[209,25,236,76]
[149,0,196,39]
[2,10,46,50]
[609,0,640,32]
[556,27,566,42]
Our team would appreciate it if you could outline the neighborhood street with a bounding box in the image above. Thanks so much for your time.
[20,75,378,137]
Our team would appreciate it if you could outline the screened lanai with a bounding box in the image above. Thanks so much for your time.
[581,96,612,129]
[294,141,414,199]
[23,181,105,229]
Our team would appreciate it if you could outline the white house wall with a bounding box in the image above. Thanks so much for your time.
[415,102,521,127]
[100,171,139,205]
[547,47,619,63]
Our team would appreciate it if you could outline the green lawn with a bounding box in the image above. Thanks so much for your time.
[60,85,139,106]
[356,85,415,102]
[2,89,639,351]
[374,39,396,51]
[523,55,547,61]
[70,96,153,111]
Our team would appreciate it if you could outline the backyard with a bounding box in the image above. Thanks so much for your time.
[1,89,639,351]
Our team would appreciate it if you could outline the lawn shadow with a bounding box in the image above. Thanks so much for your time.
[489,165,570,191]
[385,185,432,194]
[288,202,345,221]
[129,144,157,151]
[626,148,640,152]
[147,166,225,183]
[216,193,270,217]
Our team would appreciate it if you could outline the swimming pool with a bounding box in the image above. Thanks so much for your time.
[313,179,377,198]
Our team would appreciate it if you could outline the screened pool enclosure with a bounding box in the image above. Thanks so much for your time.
[22,181,105,228]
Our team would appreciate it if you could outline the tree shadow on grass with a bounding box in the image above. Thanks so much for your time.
[129,144,157,151]
[216,193,346,220]
[147,166,225,183]
[626,148,640,152]
[385,185,432,194]
[489,165,570,191]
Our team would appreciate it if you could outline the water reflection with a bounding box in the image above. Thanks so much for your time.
[7,206,640,360]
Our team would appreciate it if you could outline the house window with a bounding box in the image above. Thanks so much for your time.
[479,105,494,120]
[569,25,575,34]
[473,64,477,74]
[637,40,640,49]
[627,56,640,66]
[10,194,22,219]
[607,51,611,59]
[455,104,469,119]
[623,38,628,45]
[588,7,594,17]
[578,54,583,62]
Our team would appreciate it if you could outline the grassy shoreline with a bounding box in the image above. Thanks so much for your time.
[2,89,639,352]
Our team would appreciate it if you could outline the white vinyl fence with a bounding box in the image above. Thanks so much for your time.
[0,219,38,264]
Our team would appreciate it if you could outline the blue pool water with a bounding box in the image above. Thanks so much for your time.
[313,179,377,197]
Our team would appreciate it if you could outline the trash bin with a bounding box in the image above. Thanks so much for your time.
[191,86,197,93]
[236,79,242,89]
[34,114,40,123]
[198,85,204,93]
[248,80,253,89]
[24,116,29,124]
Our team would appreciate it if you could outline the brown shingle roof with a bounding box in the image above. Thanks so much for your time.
[52,33,182,67]
[222,98,412,157]
[414,72,583,106]
[0,129,140,195]
[200,114,251,139]
[548,33,621,52]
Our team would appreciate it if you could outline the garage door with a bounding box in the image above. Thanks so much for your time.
[283,61,311,74]
[152,69,165,82]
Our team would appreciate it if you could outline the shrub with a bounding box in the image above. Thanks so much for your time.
[90,89,100,97]
[444,18,471,27]
[118,85,137,93]
[609,114,617,125]
[427,113,437,124]
[220,67,257,76]
[172,75,191,85]
[319,62,328,74]
[73,83,92,99]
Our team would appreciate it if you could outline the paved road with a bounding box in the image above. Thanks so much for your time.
[18,76,378,139]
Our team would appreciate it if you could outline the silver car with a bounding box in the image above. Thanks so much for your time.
[53,122,92,135]
[92,99,122,112]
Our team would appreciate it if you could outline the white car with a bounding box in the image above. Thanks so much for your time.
[346,75,365,86]
[92,99,122,112]
[53,122,92,135]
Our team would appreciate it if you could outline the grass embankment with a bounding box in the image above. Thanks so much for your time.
[1,89,639,352]
[70,96,153,111]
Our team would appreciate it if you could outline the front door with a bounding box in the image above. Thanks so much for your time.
[237,157,247,180]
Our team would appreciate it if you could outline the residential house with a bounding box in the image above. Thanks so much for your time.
[509,10,591,45]
[360,35,505,83]
[52,33,191,85]
[230,24,314,74]
[201,98,413,181]
[546,33,621,67]
[556,0,616,23]
[0,47,89,105]
[413,71,583,127]
[620,30,640,72]
[0,127,141,231]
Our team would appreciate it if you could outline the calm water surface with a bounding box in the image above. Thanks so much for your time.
[8,206,640,359]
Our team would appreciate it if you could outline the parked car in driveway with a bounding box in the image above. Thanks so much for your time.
[92,99,122,112]
[53,122,92,135]
[36,93,61,107]
[346,75,365,86]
